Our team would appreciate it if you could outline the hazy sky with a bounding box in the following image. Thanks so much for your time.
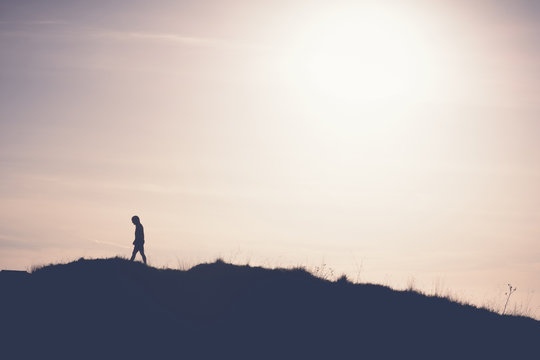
[1,0,539,317]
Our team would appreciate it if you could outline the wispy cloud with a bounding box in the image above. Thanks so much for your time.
[0,19,269,52]
[0,20,67,25]
[93,29,270,52]
[91,239,130,249]
[95,30,224,46]
[0,236,38,250]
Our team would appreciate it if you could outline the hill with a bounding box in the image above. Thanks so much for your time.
[1,257,538,359]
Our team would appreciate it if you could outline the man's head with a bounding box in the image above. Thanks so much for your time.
[131,215,140,225]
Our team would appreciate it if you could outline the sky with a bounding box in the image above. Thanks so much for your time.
[1,0,539,317]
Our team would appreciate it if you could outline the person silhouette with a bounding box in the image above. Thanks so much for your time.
[129,215,147,264]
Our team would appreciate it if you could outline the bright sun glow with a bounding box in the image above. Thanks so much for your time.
[284,4,449,107]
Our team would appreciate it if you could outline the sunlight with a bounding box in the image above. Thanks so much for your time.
[284,3,447,107]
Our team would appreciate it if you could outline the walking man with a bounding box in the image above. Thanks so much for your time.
[130,215,147,264]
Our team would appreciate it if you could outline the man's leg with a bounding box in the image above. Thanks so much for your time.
[140,247,147,265]
[130,247,138,261]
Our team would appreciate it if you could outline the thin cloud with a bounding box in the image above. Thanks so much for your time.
[93,29,270,51]
[91,239,130,249]
[0,20,270,52]
[0,236,38,250]
[0,20,67,25]
[97,30,222,46]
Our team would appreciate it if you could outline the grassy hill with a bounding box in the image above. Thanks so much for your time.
[1,257,538,359]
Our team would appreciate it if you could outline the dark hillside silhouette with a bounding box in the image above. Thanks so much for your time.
[1,258,538,359]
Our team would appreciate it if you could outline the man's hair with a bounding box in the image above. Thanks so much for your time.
[132,215,140,223]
